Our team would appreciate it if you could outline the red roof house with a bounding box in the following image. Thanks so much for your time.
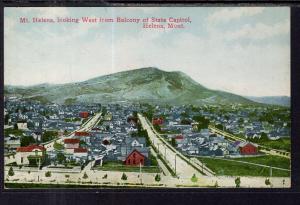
[16,145,46,166]
[175,135,184,143]
[75,131,90,137]
[74,147,88,153]
[16,145,45,152]
[236,142,258,155]
[125,149,146,166]
[64,138,80,149]
[79,111,89,118]
[152,117,164,126]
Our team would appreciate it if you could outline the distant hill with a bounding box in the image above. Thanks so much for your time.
[244,96,290,107]
[5,67,256,105]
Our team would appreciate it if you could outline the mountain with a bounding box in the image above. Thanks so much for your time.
[244,96,290,107]
[4,67,255,105]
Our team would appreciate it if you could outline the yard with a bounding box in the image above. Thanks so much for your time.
[197,156,290,177]
[258,138,291,152]
[230,155,290,169]
[94,161,161,173]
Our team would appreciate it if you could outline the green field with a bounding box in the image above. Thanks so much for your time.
[230,156,290,169]
[197,156,290,177]
[94,161,160,173]
[4,128,24,136]
[259,138,291,152]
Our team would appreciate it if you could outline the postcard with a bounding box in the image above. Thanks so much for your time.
[4,7,290,189]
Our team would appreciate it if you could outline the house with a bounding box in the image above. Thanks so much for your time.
[124,149,146,166]
[74,131,90,143]
[79,111,89,118]
[17,120,28,130]
[175,135,184,143]
[15,145,46,166]
[64,139,80,149]
[74,131,90,137]
[73,148,88,158]
[235,141,258,155]
[152,117,164,126]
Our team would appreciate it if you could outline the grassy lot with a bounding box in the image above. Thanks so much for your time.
[230,155,290,169]
[197,156,290,177]
[259,138,291,152]
[95,161,160,173]
[4,128,24,136]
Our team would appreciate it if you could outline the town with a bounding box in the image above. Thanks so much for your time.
[4,96,291,188]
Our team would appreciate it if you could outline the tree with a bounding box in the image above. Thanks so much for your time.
[4,114,9,125]
[235,177,241,188]
[13,123,18,130]
[20,136,35,147]
[121,173,127,181]
[8,167,14,176]
[192,115,210,130]
[83,172,88,179]
[214,181,219,188]
[155,174,161,182]
[56,153,66,164]
[265,178,271,186]
[53,141,64,150]
[171,138,177,147]
[153,124,161,132]
[41,131,58,143]
[45,171,51,177]
[191,174,198,183]
[216,124,224,130]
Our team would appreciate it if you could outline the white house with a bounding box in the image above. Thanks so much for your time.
[15,145,45,166]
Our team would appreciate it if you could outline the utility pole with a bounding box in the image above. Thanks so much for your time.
[140,162,142,184]
[175,154,177,176]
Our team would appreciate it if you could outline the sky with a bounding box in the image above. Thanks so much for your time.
[4,7,290,97]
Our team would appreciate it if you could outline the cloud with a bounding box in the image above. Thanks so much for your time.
[19,7,70,18]
[223,19,289,40]
[207,7,265,24]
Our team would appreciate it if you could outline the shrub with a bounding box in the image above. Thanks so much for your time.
[191,174,198,183]
[45,171,51,177]
[8,167,14,176]
[155,174,161,182]
[102,174,108,179]
[83,172,88,179]
[265,178,271,186]
[235,177,241,188]
[65,175,70,178]
[214,181,219,188]
[121,173,127,181]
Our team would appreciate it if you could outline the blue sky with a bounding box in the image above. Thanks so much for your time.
[4,7,290,96]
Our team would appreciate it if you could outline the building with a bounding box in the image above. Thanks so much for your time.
[17,120,28,130]
[152,117,164,126]
[64,139,80,149]
[235,141,258,155]
[75,131,90,137]
[15,145,46,166]
[125,149,146,166]
[79,111,89,118]
[73,148,88,159]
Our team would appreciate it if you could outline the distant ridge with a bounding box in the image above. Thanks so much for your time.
[244,96,290,107]
[5,67,256,105]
